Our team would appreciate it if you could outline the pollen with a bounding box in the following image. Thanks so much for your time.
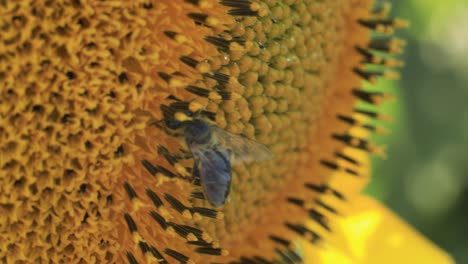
[0,0,406,263]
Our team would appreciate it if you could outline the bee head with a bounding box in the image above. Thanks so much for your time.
[163,114,210,144]
[164,117,182,130]
[164,112,194,130]
[160,104,194,130]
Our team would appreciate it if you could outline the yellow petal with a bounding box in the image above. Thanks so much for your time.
[304,195,454,264]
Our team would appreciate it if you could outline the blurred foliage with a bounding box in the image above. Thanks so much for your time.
[365,0,468,262]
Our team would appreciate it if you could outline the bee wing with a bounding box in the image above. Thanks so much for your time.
[210,125,273,165]
[190,143,232,207]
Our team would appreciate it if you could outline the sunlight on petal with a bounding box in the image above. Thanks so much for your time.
[304,195,454,264]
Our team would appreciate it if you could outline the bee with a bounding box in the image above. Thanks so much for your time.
[158,109,273,207]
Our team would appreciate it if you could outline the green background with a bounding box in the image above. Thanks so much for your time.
[366,0,468,262]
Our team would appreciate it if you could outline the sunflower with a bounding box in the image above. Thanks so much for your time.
[0,0,453,263]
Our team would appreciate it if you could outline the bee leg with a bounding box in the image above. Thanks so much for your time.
[191,165,201,186]
[177,148,193,160]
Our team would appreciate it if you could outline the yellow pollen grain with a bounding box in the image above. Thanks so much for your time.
[169,78,187,88]
[187,233,198,242]
[206,17,220,27]
[174,164,191,178]
[207,92,222,101]
[199,0,213,9]
[196,61,211,73]
[145,254,159,264]
[131,199,149,213]
[174,112,192,122]
[175,34,188,44]
[156,176,173,186]
[202,233,214,243]
[192,213,203,221]
[132,233,144,244]
[188,101,206,113]
[182,210,193,219]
